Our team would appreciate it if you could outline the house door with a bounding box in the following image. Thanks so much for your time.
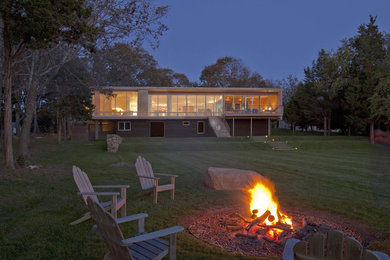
[150,122,165,137]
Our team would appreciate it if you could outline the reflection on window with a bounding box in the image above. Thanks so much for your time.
[95,92,138,116]
[224,95,279,114]
[149,95,168,116]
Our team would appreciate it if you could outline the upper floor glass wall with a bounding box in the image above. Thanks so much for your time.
[95,92,138,116]
[224,95,279,113]
[149,94,223,116]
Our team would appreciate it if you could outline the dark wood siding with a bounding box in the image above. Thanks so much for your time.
[102,119,217,138]
[164,120,215,137]
[252,119,268,136]
[226,118,268,136]
[115,120,150,137]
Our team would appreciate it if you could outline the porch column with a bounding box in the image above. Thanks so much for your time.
[94,120,99,140]
[232,117,235,137]
[267,118,271,137]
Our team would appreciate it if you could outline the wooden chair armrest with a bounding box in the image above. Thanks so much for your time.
[78,191,120,196]
[121,226,184,245]
[138,175,159,180]
[116,213,148,224]
[93,185,130,189]
[154,173,179,177]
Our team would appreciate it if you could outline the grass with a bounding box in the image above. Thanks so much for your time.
[0,134,389,259]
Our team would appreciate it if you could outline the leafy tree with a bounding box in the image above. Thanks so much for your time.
[91,43,190,87]
[349,16,386,143]
[200,56,266,88]
[304,49,339,136]
[1,0,96,168]
[2,0,169,166]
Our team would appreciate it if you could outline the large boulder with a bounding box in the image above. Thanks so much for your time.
[205,167,263,190]
[106,134,123,153]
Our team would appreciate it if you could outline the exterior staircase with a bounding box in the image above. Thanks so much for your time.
[208,117,231,137]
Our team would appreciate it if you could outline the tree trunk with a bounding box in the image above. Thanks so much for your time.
[15,111,21,136]
[370,120,375,144]
[348,126,351,137]
[3,49,14,169]
[33,108,38,135]
[67,118,72,140]
[57,113,62,144]
[292,122,296,136]
[63,117,67,141]
[327,115,331,136]
[323,117,327,136]
[18,91,37,159]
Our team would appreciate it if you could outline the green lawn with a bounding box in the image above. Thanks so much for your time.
[0,135,389,259]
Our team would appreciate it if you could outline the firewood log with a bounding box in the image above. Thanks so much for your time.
[226,225,243,231]
[245,210,271,231]
[235,233,257,239]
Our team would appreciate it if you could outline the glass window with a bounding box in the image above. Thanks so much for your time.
[177,95,186,116]
[260,96,269,111]
[150,96,158,114]
[215,96,223,115]
[114,92,126,115]
[127,92,138,116]
[170,95,178,116]
[233,96,243,111]
[206,96,215,115]
[269,95,277,110]
[158,96,167,115]
[118,121,131,131]
[252,96,260,113]
[196,95,205,114]
[100,94,114,116]
[187,95,196,115]
[225,96,233,112]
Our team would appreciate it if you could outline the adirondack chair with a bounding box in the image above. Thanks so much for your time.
[282,230,390,260]
[135,156,178,204]
[86,197,184,260]
[71,165,129,225]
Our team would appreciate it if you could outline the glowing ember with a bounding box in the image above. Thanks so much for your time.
[246,177,293,239]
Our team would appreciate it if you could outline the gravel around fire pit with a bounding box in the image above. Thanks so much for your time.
[182,207,374,258]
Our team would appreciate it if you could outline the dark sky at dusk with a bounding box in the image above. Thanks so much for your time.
[147,0,390,83]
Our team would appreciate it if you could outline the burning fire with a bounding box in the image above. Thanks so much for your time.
[246,177,293,238]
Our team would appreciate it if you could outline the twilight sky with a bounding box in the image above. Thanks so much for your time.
[147,0,390,83]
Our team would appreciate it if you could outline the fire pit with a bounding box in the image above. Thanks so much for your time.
[184,176,370,258]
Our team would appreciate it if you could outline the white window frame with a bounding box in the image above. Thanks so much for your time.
[182,121,190,127]
[118,121,131,131]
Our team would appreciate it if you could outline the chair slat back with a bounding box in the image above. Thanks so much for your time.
[345,237,363,260]
[327,230,344,260]
[135,156,155,190]
[86,197,132,260]
[308,233,324,259]
[73,165,98,204]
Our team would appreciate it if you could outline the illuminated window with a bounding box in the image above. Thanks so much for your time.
[196,95,205,114]
[149,95,168,116]
[225,96,233,111]
[177,95,186,116]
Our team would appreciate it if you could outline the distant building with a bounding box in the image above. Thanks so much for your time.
[90,87,283,139]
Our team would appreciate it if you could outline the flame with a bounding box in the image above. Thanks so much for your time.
[247,177,292,228]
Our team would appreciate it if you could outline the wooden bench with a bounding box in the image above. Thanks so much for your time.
[86,197,183,259]
[283,230,390,260]
[135,156,178,204]
[71,165,129,225]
